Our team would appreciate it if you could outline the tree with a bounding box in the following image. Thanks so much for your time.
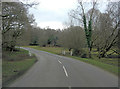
[93,2,120,58]
[81,2,120,58]
[69,0,97,58]
[58,26,86,56]
[2,2,35,51]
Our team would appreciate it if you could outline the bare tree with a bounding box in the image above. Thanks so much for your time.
[58,26,86,56]
[93,2,120,58]
[2,2,33,51]
[69,0,97,58]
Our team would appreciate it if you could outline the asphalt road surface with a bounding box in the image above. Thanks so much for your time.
[9,47,118,87]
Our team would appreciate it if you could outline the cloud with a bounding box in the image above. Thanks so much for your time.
[28,0,77,29]
[37,0,77,10]
[28,0,109,29]
[37,21,64,30]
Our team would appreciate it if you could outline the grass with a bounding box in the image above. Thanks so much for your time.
[26,46,119,76]
[2,49,37,86]
[2,48,32,61]
[25,46,69,55]
[67,56,119,75]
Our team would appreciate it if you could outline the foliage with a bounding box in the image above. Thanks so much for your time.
[92,2,119,58]
[2,2,34,51]
[58,26,86,50]
[69,1,97,58]
[69,1,119,58]
[73,49,87,58]
[3,1,119,59]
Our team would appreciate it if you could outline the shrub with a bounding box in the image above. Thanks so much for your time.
[73,49,87,58]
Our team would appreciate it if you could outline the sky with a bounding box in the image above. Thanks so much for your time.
[26,0,109,30]
[28,0,78,29]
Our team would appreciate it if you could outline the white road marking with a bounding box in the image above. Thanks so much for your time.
[63,66,68,77]
[58,60,68,77]
[58,60,62,64]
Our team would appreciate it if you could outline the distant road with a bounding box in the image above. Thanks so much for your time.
[10,47,118,87]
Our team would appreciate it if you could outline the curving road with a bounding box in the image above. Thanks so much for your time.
[9,47,118,87]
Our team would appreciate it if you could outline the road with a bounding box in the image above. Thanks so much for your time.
[9,47,118,87]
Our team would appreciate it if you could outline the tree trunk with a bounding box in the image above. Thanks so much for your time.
[99,51,106,58]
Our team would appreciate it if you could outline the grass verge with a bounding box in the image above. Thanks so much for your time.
[2,49,37,87]
[67,56,119,75]
[25,46,69,55]
[26,46,119,76]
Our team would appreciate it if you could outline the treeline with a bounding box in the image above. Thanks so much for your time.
[17,26,86,48]
[2,1,119,58]
[16,26,88,57]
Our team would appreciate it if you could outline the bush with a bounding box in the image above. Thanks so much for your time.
[81,53,87,58]
[73,49,80,56]
[73,49,87,58]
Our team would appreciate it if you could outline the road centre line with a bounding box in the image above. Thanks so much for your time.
[58,60,62,64]
[63,66,68,77]
[58,60,68,77]
[58,60,70,87]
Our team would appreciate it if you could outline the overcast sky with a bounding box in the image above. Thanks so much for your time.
[27,0,108,30]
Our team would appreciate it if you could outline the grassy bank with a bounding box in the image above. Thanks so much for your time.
[67,56,118,75]
[2,49,37,86]
[26,46,69,55]
[26,46,119,76]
